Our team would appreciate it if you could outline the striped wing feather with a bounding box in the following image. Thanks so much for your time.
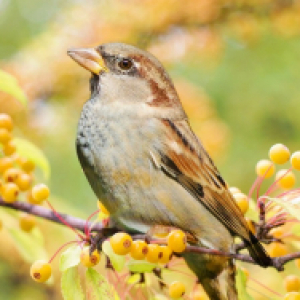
[156,119,251,241]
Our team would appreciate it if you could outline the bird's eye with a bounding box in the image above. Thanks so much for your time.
[118,58,133,70]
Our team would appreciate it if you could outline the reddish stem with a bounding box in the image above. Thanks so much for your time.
[46,200,85,240]
[267,212,288,226]
[137,287,147,300]
[121,279,135,300]
[48,240,79,263]
[248,176,262,201]
[248,286,280,300]
[84,209,100,238]
[265,167,293,197]
[281,218,300,224]
[256,169,271,202]
[249,276,283,297]
[277,188,300,200]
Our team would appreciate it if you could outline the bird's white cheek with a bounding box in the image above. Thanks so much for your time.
[100,74,152,105]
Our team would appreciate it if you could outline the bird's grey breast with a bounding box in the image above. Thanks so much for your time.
[76,99,113,202]
[76,98,159,214]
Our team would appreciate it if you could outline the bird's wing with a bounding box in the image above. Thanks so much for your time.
[151,118,250,241]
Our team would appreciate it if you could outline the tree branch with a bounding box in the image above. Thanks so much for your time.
[0,198,103,232]
[0,197,298,271]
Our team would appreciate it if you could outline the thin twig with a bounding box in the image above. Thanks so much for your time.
[0,198,103,232]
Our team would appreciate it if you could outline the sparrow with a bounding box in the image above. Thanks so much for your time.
[68,43,272,300]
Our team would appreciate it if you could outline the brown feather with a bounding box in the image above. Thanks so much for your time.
[158,119,251,241]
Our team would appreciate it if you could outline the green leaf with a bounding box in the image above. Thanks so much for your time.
[8,228,48,263]
[61,266,85,300]
[59,244,81,272]
[102,240,125,272]
[266,196,300,221]
[14,138,50,179]
[126,273,141,285]
[245,199,258,222]
[292,223,300,236]
[0,70,27,105]
[236,268,254,300]
[127,260,156,273]
[86,268,120,300]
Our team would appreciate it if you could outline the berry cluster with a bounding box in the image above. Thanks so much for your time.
[109,230,187,298]
[257,143,300,189]
[109,229,186,260]
[0,113,54,282]
[230,143,300,218]
[230,143,300,299]
[0,113,50,230]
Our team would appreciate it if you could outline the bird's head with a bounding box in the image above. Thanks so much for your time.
[68,43,185,118]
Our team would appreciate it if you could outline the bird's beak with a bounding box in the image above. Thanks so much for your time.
[67,48,109,74]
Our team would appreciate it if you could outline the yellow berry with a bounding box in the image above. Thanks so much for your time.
[158,245,172,264]
[97,201,109,216]
[291,152,300,171]
[233,193,249,215]
[256,159,275,178]
[2,182,19,203]
[26,191,35,204]
[0,128,12,144]
[285,275,300,292]
[19,158,35,173]
[19,213,36,232]
[80,247,101,267]
[245,218,256,234]
[31,184,50,203]
[0,157,14,175]
[0,114,13,131]
[3,140,16,156]
[130,240,148,260]
[268,242,288,257]
[146,244,161,263]
[26,191,41,205]
[110,232,132,255]
[269,226,284,238]
[269,144,290,164]
[15,173,32,191]
[169,281,186,298]
[276,170,296,189]
[167,230,186,253]
[30,260,52,283]
[229,187,241,195]
[3,168,21,183]
[284,292,300,300]
[191,289,208,300]
[0,179,3,193]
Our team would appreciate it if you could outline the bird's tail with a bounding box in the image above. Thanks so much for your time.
[183,252,238,300]
[245,232,273,268]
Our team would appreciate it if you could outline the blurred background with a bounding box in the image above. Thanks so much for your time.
[1,0,300,299]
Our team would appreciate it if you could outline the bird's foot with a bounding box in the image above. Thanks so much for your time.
[89,227,119,254]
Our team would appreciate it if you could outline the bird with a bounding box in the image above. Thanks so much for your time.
[68,42,272,300]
